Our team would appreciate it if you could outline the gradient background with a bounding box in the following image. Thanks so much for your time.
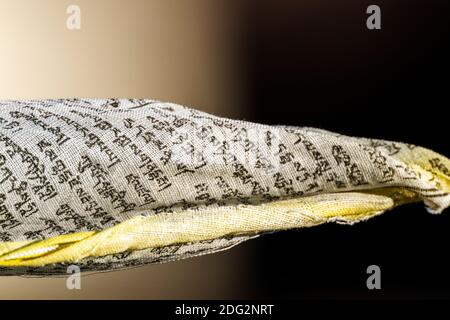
[0,0,449,299]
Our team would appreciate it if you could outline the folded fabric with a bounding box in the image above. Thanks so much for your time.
[0,98,448,275]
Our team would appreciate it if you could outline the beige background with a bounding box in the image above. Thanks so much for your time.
[0,0,255,299]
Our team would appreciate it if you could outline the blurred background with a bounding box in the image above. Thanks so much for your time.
[0,0,449,299]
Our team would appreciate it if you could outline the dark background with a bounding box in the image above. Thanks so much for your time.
[240,0,450,299]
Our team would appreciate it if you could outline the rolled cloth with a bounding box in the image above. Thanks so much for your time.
[0,99,448,275]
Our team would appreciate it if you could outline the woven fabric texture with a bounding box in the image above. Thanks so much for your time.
[0,99,448,275]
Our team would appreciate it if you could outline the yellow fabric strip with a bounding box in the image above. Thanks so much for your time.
[0,190,410,267]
